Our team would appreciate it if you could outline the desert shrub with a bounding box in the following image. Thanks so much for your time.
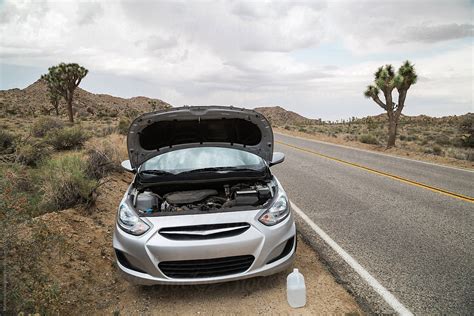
[85,137,123,179]
[0,166,43,219]
[117,118,131,135]
[46,126,88,150]
[359,134,378,145]
[284,125,291,130]
[100,125,116,137]
[344,134,357,142]
[466,151,474,161]
[405,135,418,141]
[445,148,471,161]
[434,134,451,146]
[38,153,98,211]
[31,116,64,137]
[459,133,474,148]
[432,146,443,156]
[458,115,473,148]
[124,108,139,119]
[2,220,65,314]
[0,129,15,153]
[15,141,51,167]
[425,145,443,156]
[425,133,436,141]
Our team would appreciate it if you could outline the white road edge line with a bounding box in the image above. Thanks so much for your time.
[291,201,413,316]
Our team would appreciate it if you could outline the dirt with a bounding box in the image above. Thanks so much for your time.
[14,171,362,315]
[274,128,474,170]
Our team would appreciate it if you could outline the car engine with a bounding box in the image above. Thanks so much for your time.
[133,181,274,214]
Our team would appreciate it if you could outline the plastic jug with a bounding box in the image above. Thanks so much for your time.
[287,268,306,308]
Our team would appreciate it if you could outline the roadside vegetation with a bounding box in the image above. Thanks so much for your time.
[278,113,474,164]
[0,63,263,312]
[0,112,128,313]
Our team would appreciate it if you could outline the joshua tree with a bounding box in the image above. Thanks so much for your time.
[364,61,417,148]
[41,63,88,123]
[47,86,61,116]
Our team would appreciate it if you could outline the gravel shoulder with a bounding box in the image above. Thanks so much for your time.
[103,236,361,315]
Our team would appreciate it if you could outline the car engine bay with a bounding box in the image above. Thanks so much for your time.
[131,180,276,215]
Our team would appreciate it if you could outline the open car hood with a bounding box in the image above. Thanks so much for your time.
[127,106,274,169]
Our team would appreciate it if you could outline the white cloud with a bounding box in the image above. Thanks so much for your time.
[0,0,472,119]
[399,23,473,43]
[326,0,473,54]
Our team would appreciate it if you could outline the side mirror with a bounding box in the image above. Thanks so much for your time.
[121,160,135,173]
[269,152,285,166]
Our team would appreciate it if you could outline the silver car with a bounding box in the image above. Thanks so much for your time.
[113,106,296,285]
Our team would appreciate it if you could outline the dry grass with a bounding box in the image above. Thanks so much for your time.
[0,129,15,153]
[84,134,127,179]
[45,126,89,150]
[15,140,51,166]
[37,153,98,211]
[0,118,131,314]
[275,127,474,169]
[30,116,65,137]
[276,114,473,168]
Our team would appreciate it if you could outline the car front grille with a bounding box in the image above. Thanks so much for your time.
[158,255,255,279]
[159,222,250,240]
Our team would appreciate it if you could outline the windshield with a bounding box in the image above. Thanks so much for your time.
[140,147,266,174]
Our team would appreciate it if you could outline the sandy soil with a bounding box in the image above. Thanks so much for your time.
[19,172,361,315]
[274,128,474,170]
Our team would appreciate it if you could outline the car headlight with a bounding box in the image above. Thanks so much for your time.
[117,203,150,235]
[259,194,290,226]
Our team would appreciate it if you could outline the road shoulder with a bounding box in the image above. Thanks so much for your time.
[274,128,474,170]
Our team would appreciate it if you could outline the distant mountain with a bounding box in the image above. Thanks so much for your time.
[0,79,171,118]
[1,80,470,128]
[254,106,321,126]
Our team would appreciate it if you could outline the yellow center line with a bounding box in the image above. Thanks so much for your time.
[275,140,474,204]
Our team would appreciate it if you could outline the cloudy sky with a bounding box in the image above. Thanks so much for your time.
[0,0,472,120]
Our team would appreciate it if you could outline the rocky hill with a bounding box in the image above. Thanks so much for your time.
[355,112,473,125]
[0,79,171,118]
[254,106,321,126]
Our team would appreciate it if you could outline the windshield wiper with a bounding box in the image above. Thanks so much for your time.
[223,167,260,172]
[140,170,175,176]
[178,167,223,174]
[178,166,260,175]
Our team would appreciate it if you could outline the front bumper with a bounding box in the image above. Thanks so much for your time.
[113,209,296,285]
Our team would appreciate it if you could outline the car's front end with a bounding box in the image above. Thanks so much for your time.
[113,179,295,285]
[113,106,296,285]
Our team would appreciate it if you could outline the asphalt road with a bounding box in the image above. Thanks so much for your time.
[272,132,474,314]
